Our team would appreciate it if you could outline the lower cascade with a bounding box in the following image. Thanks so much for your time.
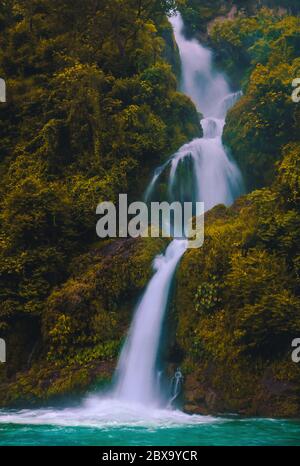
[113,239,188,406]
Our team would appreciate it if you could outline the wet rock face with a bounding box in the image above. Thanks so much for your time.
[183,364,300,418]
[161,22,181,79]
[183,374,208,414]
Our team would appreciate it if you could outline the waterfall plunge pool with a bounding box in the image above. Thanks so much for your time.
[0,401,300,446]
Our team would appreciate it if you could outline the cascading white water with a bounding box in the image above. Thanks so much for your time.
[172,14,229,117]
[166,118,243,211]
[112,12,244,407]
[114,239,187,405]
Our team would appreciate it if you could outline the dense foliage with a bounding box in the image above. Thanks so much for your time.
[1,0,300,417]
[210,8,300,189]
[0,0,201,388]
[180,0,300,37]
[172,0,300,416]
[180,2,300,190]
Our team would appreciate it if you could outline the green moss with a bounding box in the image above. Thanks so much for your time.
[0,235,168,407]
[173,174,300,416]
[209,10,300,188]
[0,0,199,406]
[0,359,114,407]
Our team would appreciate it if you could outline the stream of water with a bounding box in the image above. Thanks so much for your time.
[112,12,243,407]
[0,12,299,446]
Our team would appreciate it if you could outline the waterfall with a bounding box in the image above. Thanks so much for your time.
[171,13,229,117]
[114,239,187,405]
[112,12,244,407]
[0,12,245,430]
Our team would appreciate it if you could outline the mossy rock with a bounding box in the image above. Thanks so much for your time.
[172,196,300,417]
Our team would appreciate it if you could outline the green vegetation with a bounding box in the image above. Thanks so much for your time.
[180,3,300,190]
[180,0,233,36]
[171,0,300,417]
[210,9,300,189]
[175,178,300,415]
[0,235,167,406]
[0,0,201,400]
[0,1,300,417]
[180,0,300,38]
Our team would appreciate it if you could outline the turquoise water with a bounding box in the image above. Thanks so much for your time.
[0,398,299,445]
[0,412,300,446]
